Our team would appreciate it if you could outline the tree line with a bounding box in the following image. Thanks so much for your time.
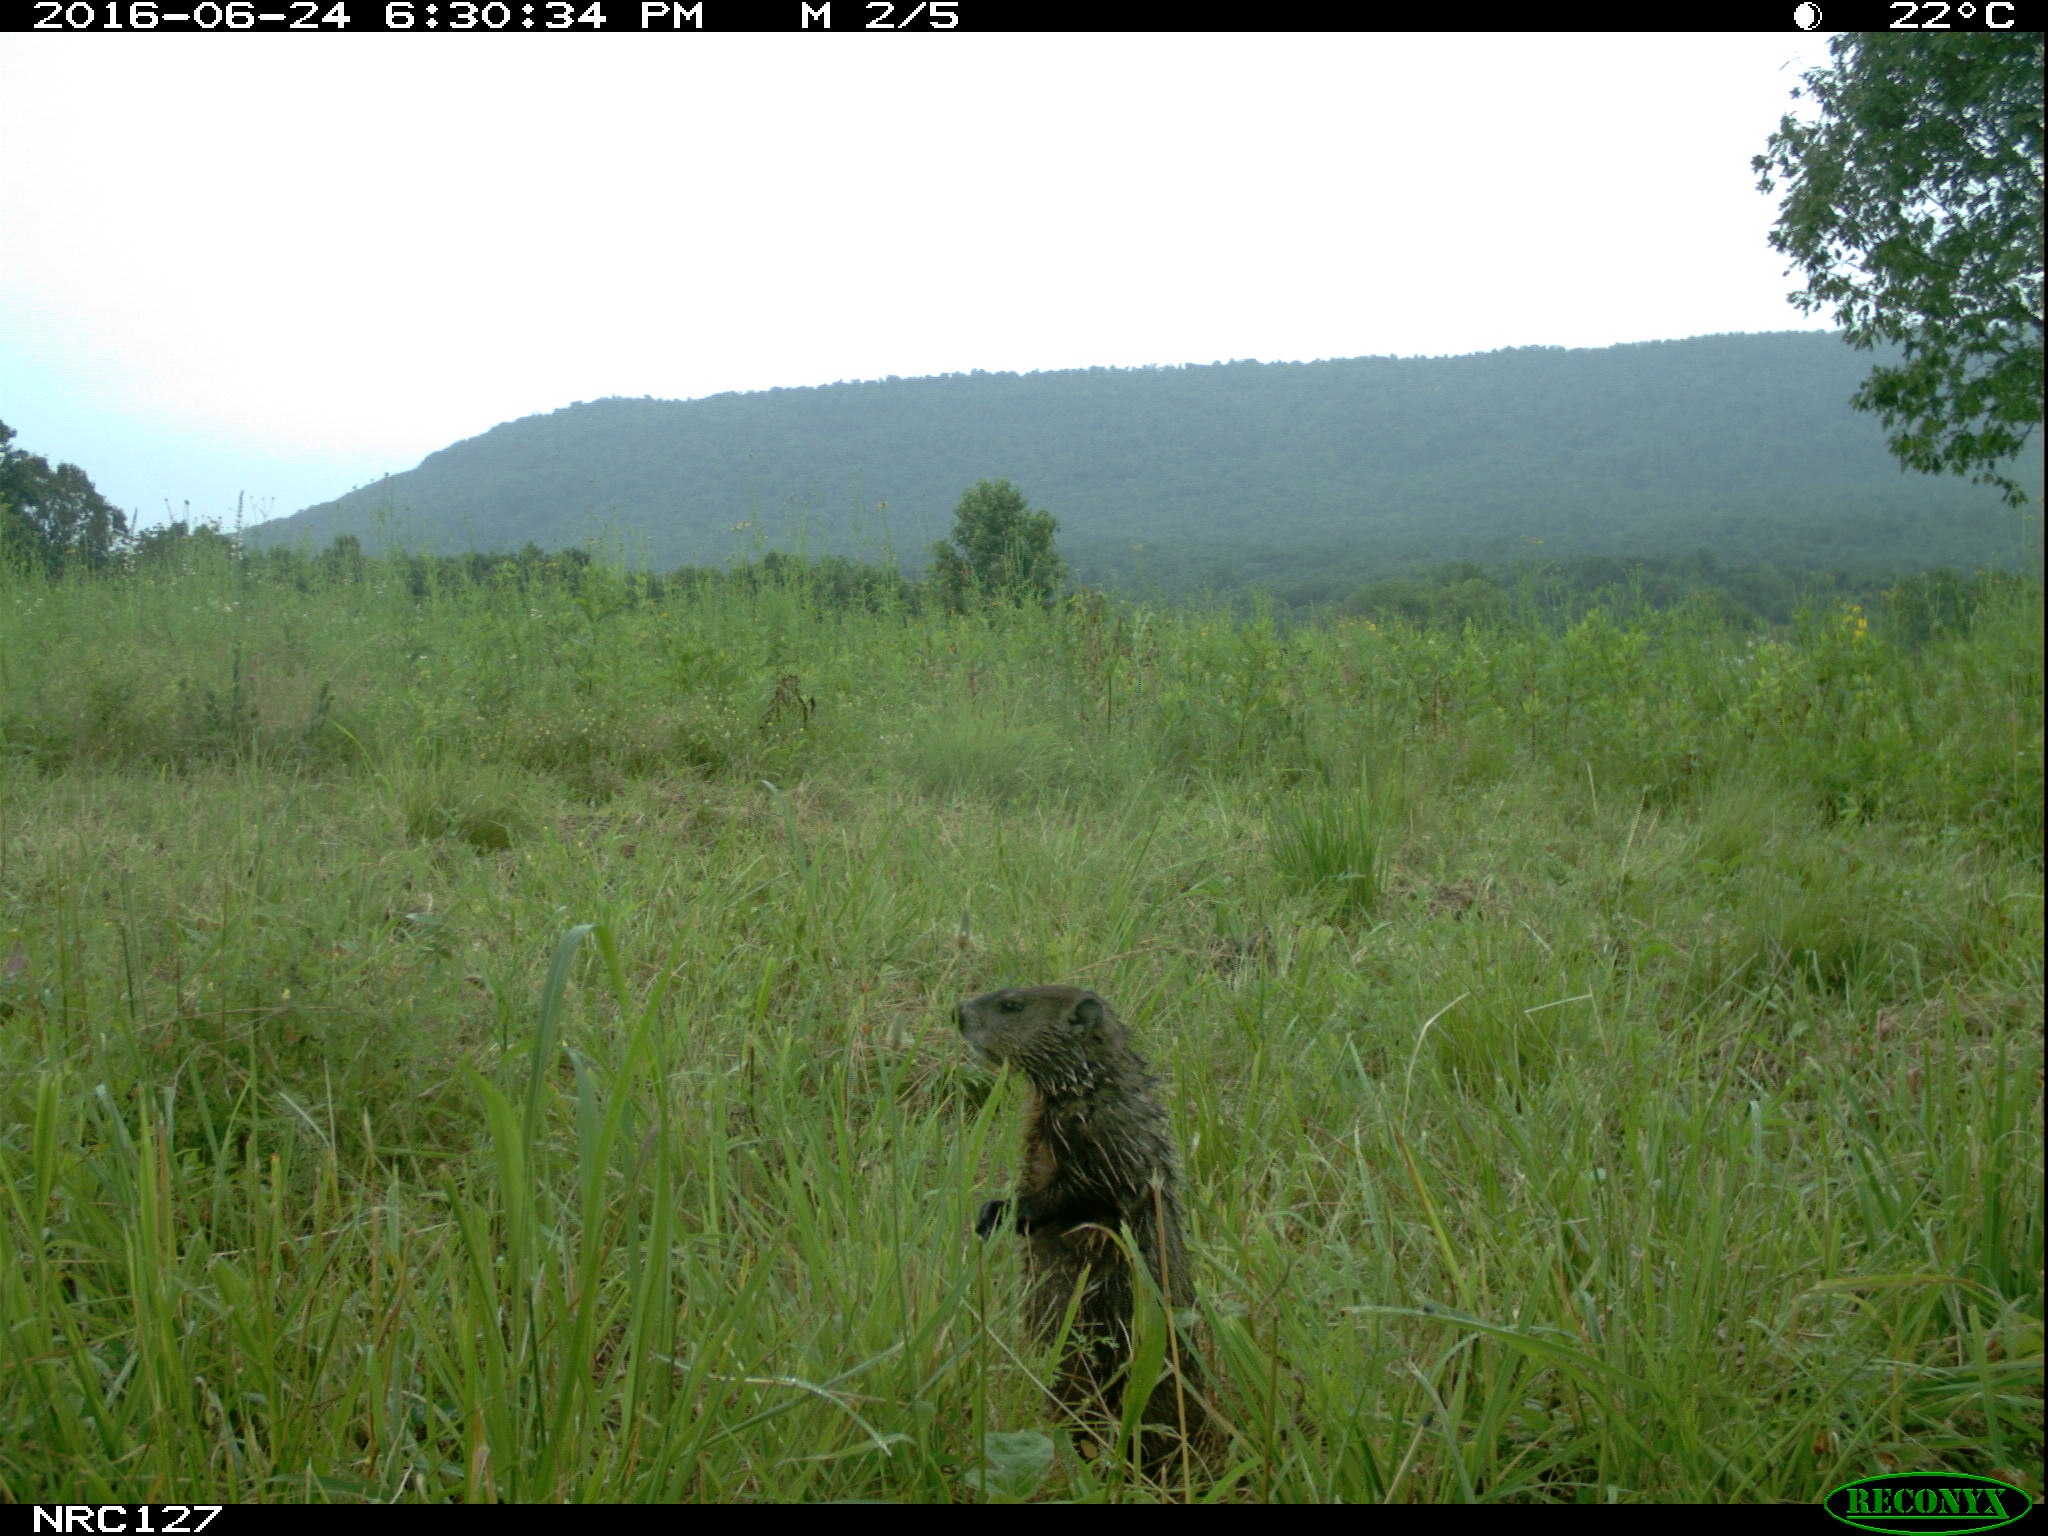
[11,440,2017,648]
[0,421,131,576]
[0,452,1067,614]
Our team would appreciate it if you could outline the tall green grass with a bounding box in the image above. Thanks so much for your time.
[0,554,2038,1502]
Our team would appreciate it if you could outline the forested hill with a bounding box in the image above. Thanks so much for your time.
[249,332,2037,592]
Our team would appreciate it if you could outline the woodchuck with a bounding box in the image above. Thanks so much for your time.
[957,984,1215,1473]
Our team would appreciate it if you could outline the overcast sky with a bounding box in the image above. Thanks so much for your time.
[0,31,1842,529]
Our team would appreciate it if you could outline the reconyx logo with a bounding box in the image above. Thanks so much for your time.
[1824,1474,2032,1535]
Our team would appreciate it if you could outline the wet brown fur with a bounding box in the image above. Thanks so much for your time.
[958,985,1217,1474]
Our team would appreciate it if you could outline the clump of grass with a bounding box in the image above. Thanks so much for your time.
[896,707,1131,806]
[399,762,537,852]
[1268,773,1402,922]
[898,714,1052,802]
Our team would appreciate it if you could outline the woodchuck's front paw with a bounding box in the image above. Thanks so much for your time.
[973,1198,1011,1238]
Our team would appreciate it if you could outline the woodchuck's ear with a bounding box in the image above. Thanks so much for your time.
[1069,993,1105,1031]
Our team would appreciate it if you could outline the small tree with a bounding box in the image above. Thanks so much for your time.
[930,478,1066,607]
[1754,34,2044,506]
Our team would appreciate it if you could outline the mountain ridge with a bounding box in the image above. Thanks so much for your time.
[247,332,2037,588]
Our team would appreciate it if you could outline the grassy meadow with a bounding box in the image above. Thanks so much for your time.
[0,547,2040,1503]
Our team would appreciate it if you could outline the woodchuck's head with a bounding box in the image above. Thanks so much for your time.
[956,985,1132,1095]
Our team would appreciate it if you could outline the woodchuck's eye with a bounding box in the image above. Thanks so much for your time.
[999,998,1023,1013]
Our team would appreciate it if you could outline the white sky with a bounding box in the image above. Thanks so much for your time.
[0,30,1842,528]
